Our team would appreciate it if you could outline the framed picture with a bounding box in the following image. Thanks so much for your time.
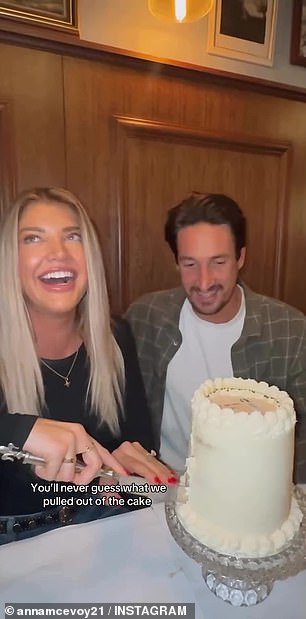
[290,0,306,66]
[0,0,78,34]
[207,0,279,66]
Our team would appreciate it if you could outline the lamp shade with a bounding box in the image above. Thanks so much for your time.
[149,0,214,23]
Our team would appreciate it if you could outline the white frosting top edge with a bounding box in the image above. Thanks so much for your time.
[191,378,296,437]
[177,496,303,558]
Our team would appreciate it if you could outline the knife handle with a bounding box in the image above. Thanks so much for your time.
[0,444,187,502]
[0,443,114,477]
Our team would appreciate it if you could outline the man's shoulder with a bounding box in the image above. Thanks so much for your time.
[126,287,185,322]
[128,287,184,309]
[244,286,306,323]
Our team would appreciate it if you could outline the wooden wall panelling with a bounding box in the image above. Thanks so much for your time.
[0,43,66,195]
[282,123,306,312]
[0,19,306,104]
[62,58,168,311]
[0,42,304,312]
[113,116,291,311]
[0,40,304,312]
[63,57,125,312]
[0,100,16,216]
[62,54,306,313]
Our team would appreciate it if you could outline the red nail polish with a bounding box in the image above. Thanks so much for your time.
[154,476,161,483]
[168,476,178,484]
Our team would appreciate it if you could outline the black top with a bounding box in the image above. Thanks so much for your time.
[0,318,154,515]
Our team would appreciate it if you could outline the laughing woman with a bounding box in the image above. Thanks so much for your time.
[0,187,172,544]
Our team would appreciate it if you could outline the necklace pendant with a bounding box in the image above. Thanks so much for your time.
[64,379,70,388]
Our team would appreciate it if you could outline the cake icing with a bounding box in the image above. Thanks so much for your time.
[176,377,303,557]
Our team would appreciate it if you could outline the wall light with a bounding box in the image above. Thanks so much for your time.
[148,0,214,24]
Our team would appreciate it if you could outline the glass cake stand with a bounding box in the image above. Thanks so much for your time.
[165,486,306,607]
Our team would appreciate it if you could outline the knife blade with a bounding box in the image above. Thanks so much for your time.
[0,443,187,503]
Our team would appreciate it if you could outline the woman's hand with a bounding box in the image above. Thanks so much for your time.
[112,441,178,484]
[23,418,126,484]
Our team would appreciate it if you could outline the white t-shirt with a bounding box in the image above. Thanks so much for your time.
[160,287,246,471]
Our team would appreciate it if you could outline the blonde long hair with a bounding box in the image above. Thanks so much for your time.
[0,187,124,434]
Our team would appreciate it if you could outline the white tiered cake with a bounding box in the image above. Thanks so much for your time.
[176,378,302,557]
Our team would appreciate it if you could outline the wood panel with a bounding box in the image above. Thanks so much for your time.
[0,100,16,216]
[0,44,66,192]
[63,57,124,310]
[0,43,305,314]
[0,17,306,103]
[62,55,306,313]
[113,116,291,308]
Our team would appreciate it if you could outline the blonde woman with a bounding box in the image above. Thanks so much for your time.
[0,187,174,544]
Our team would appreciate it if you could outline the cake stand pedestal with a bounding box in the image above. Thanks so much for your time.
[165,487,306,607]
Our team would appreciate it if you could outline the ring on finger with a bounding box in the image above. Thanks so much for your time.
[145,449,157,458]
[81,443,94,454]
[63,456,76,464]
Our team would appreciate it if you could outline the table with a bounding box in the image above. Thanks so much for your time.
[0,504,305,619]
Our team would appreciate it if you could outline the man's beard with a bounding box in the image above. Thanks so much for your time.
[187,284,233,318]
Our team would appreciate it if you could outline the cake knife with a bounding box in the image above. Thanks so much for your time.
[0,443,187,503]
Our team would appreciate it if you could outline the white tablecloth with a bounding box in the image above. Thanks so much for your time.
[0,503,305,619]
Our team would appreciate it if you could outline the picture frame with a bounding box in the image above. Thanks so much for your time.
[207,0,279,67]
[0,0,78,35]
[290,0,306,67]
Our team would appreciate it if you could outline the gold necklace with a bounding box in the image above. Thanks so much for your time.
[40,348,79,388]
